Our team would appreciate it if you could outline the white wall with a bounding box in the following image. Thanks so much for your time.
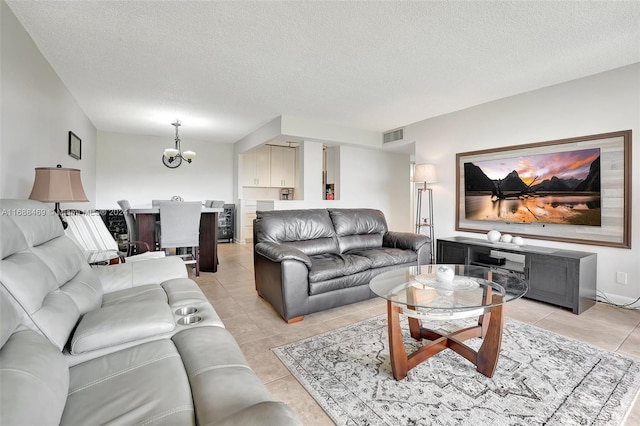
[300,141,324,201]
[405,63,640,304]
[339,145,412,231]
[0,1,97,208]
[96,131,233,209]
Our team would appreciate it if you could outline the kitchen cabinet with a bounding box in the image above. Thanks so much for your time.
[242,145,271,187]
[240,200,257,243]
[270,145,296,187]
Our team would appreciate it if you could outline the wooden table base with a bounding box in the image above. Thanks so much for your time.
[387,294,504,380]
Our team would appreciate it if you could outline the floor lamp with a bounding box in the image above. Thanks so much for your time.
[413,164,437,263]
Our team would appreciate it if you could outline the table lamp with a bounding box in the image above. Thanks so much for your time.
[29,165,88,225]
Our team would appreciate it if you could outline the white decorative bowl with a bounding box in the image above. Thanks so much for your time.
[487,230,501,242]
[500,234,513,243]
[435,266,455,283]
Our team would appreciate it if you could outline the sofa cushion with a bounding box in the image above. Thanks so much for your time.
[337,233,384,253]
[0,293,19,348]
[62,339,194,425]
[329,209,387,252]
[1,199,64,248]
[346,247,418,268]
[1,251,82,349]
[59,265,105,314]
[308,253,373,284]
[329,208,388,236]
[1,201,98,350]
[255,209,339,255]
[1,330,69,426]
[0,294,69,425]
[0,212,29,259]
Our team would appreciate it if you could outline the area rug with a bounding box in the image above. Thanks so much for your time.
[273,315,640,425]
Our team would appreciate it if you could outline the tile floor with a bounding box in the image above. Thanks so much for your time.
[194,243,640,425]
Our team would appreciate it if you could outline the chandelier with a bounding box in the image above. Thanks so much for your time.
[162,120,196,168]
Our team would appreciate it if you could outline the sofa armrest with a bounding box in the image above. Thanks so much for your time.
[213,401,303,426]
[70,301,175,354]
[93,256,188,294]
[255,242,311,268]
[383,231,430,251]
[172,327,303,426]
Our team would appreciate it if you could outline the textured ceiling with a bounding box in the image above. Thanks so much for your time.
[6,1,640,145]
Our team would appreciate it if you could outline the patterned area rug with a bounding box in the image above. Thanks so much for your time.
[273,315,640,425]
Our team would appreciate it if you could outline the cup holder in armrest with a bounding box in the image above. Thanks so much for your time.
[177,315,203,326]
[175,306,198,316]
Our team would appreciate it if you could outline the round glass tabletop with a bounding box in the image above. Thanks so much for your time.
[369,264,528,319]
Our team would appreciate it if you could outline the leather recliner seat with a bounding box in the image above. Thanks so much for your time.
[0,199,302,425]
[254,208,431,322]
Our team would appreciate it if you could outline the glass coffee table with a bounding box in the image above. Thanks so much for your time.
[370,264,528,380]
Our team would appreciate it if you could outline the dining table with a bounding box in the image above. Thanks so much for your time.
[129,206,223,273]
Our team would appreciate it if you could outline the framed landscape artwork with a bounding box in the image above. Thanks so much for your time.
[456,130,631,248]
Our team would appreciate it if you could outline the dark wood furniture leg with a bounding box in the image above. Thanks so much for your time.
[386,292,504,380]
[136,213,157,249]
[198,212,218,273]
[387,300,408,380]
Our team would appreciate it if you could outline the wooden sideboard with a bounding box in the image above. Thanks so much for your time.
[436,237,597,314]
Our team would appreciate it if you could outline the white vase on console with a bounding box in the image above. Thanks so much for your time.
[487,230,501,243]
[500,234,513,243]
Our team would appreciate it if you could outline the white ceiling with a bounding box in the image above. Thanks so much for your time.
[7,1,640,146]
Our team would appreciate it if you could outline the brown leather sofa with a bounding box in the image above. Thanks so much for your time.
[253,208,431,322]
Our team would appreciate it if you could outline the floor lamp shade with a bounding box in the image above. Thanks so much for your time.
[29,167,88,204]
[413,164,437,184]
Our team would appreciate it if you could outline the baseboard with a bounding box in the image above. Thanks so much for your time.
[596,291,640,309]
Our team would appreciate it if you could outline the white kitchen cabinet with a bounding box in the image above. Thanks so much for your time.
[242,145,271,187]
[270,145,296,187]
[236,199,257,243]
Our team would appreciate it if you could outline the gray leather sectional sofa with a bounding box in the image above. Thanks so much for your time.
[0,199,301,426]
[253,208,431,322]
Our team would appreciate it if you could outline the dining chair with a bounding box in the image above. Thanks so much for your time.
[117,199,149,256]
[151,200,173,248]
[159,201,202,276]
[205,200,225,208]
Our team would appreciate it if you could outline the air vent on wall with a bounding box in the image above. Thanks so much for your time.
[383,128,404,143]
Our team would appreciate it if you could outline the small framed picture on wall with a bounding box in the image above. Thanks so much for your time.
[68,131,81,160]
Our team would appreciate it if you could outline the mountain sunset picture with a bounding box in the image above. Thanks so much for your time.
[464,147,601,226]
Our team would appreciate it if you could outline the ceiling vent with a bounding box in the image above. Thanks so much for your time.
[383,128,404,143]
